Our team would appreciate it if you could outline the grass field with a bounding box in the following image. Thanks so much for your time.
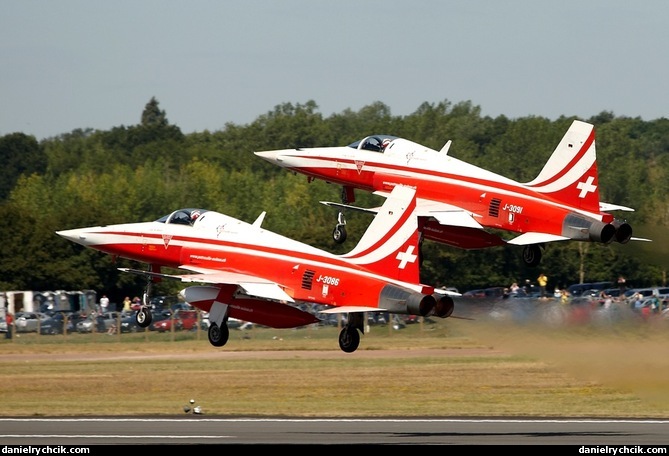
[1,301,668,418]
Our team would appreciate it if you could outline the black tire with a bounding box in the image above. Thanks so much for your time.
[208,323,229,347]
[522,244,542,267]
[136,308,152,328]
[338,327,360,353]
[333,225,347,244]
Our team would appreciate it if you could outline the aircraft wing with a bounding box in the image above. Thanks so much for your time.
[319,306,384,314]
[414,202,484,229]
[118,266,295,302]
[322,194,485,230]
[506,232,570,245]
[319,200,379,215]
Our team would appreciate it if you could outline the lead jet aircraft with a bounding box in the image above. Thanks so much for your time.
[255,120,648,266]
[56,185,457,353]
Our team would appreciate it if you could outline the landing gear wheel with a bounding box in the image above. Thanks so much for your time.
[333,225,347,244]
[208,322,229,347]
[522,244,542,267]
[136,307,152,328]
[338,327,360,353]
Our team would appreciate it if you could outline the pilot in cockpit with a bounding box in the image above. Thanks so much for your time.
[381,138,392,151]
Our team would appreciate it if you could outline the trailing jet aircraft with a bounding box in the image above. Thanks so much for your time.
[56,185,457,353]
[255,120,648,266]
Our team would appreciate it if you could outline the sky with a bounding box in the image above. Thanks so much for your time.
[2,0,668,140]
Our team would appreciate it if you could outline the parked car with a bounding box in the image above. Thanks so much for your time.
[39,313,76,335]
[76,311,121,333]
[14,312,51,333]
[624,287,669,301]
[462,287,506,299]
[148,295,180,311]
[566,282,614,297]
[176,309,206,331]
[150,309,205,332]
[148,310,175,331]
[119,313,144,333]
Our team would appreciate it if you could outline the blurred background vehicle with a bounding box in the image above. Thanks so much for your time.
[149,309,207,332]
[14,312,51,333]
[39,312,76,335]
[119,313,143,333]
[75,311,120,333]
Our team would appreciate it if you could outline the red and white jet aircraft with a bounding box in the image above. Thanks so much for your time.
[56,185,457,353]
[255,120,647,266]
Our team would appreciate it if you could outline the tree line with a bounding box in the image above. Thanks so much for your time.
[1,97,667,305]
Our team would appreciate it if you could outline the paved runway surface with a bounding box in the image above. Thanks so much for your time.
[1,417,668,445]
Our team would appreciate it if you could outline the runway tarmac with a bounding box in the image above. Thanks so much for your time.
[1,417,668,445]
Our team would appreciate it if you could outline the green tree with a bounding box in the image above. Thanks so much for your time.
[141,96,168,127]
[0,133,46,200]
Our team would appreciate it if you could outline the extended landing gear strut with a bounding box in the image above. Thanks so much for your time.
[332,186,355,245]
[338,312,364,353]
[332,212,347,244]
[136,276,154,329]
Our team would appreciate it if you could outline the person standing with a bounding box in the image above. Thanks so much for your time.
[100,295,110,312]
[537,273,548,299]
[5,312,13,339]
[122,296,132,313]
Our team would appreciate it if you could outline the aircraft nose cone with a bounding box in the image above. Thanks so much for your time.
[254,150,283,164]
[55,228,91,246]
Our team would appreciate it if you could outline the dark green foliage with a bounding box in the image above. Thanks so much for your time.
[0,133,46,199]
[1,97,667,297]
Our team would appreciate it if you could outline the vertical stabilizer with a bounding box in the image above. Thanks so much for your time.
[341,185,421,284]
[524,120,601,213]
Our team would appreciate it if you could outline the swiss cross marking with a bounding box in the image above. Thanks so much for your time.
[396,245,418,269]
[355,160,365,174]
[577,175,597,199]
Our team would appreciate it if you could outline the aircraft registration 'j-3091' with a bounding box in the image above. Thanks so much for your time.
[255,120,650,267]
[56,185,458,353]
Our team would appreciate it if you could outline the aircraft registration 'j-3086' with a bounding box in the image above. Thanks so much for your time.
[255,120,649,266]
[56,185,458,353]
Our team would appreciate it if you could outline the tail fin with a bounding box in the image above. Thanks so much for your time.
[524,120,601,213]
[340,185,421,284]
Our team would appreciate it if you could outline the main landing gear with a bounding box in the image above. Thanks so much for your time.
[332,212,347,244]
[338,312,364,353]
[136,277,154,329]
[332,186,353,245]
[207,321,230,347]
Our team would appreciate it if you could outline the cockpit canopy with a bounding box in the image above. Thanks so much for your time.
[157,208,208,226]
[347,135,399,152]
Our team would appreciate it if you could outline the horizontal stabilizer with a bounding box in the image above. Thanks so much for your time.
[599,202,635,212]
[434,287,462,297]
